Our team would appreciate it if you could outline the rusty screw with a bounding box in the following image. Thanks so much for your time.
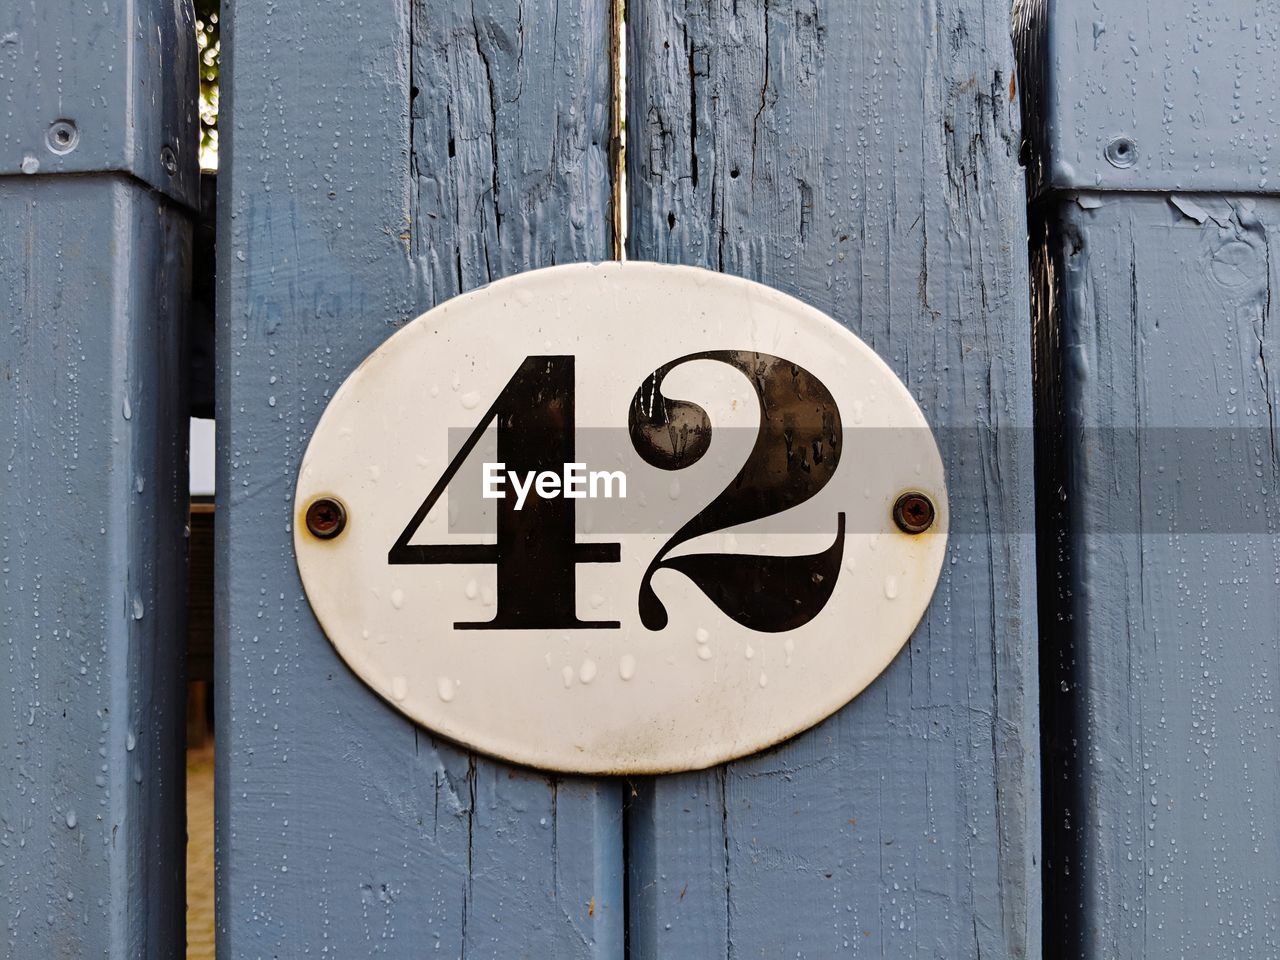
[305,497,347,540]
[893,491,935,534]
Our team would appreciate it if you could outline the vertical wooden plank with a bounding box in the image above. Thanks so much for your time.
[216,0,623,956]
[1034,196,1280,957]
[1,179,190,960]
[625,1,1039,956]
[0,2,194,955]
[1018,3,1280,954]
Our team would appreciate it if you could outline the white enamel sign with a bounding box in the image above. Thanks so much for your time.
[294,262,947,773]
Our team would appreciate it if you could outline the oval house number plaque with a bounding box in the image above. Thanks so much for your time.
[295,263,947,774]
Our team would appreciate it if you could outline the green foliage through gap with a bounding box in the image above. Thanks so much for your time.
[195,0,219,168]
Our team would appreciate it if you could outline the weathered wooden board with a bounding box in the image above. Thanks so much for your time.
[1018,1,1280,953]
[625,1,1040,956]
[1,0,194,954]
[1034,194,1280,958]
[215,0,623,956]
[0,178,190,958]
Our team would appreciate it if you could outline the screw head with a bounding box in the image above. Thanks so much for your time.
[305,497,347,540]
[46,120,79,155]
[1104,136,1137,169]
[893,491,935,534]
[160,145,178,175]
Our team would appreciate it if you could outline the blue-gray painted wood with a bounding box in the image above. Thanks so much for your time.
[215,0,623,956]
[626,1,1040,956]
[1021,2,1280,954]
[0,179,191,957]
[1014,0,1280,197]
[0,0,200,206]
[1,3,195,956]
[1033,194,1280,957]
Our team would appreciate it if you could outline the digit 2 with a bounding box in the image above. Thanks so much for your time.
[629,351,845,632]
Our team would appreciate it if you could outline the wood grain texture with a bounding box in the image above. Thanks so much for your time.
[1034,194,1280,958]
[410,0,617,296]
[215,0,622,956]
[625,1,1040,956]
[0,178,190,959]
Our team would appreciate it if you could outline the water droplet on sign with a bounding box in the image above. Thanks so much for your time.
[619,654,636,680]
[437,676,455,702]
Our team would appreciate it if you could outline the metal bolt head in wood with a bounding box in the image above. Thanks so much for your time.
[305,497,347,540]
[893,491,936,534]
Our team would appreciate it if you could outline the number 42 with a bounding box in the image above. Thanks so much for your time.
[389,352,846,634]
